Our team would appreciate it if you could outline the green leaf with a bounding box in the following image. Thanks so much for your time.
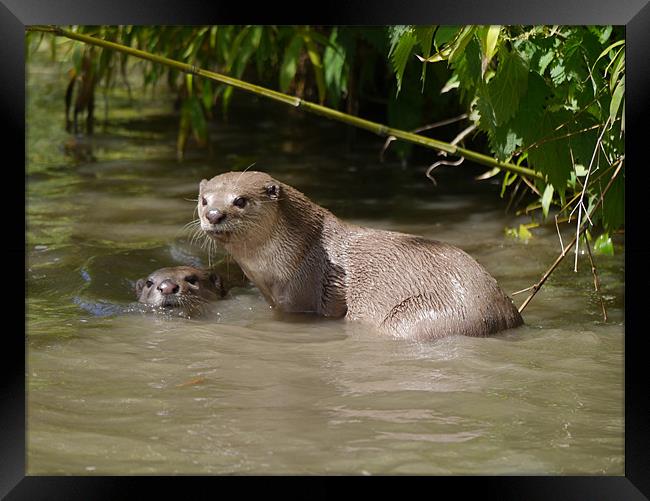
[487,48,529,126]
[518,224,533,242]
[500,170,517,197]
[279,34,304,93]
[537,50,555,76]
[513,74,551,146]
[593,39,625,69]
[72,45,82,72]
[440,73,460,93]
[588,25,613,44]
[475,86,497,135]
[478,25,501,77]
[177,103,191,161]
[414,26,435,89]
[609,48,625,92]
[221,86,233,120]
[231,26,262,79]
[541,184,554,219]
[450,37,482,93]
[593,232,614,255]
[574,164,588,177]
[323,28,347,108]
[434,26,460,50]
[187,95,207,144]
[201,80,214,111]
[621,101,625,132]
[489,127,522,161]
[389,28,418,95]
[609,75,624,123]
[526,110,573,193]
[549,61,566,84]
[388,25,410,54]
[602,170,624,231]
[303,31,327,104]
[565,118,599,169]
[387,75,423,159]
[414,26,435,58]
[448,26,476,65]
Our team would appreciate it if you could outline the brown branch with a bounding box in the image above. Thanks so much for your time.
[505,178,523,214]
[584,235,608,322]
[515,123,602,157]
[518,158,623,314]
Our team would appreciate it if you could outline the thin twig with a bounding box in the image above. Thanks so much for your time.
[512,182,531,211]
[379,114,469,162]
[518,158,623,314]
[448,124,477,147]
[426,124,476,185]
[511,285,535,296]
[555,214,565,254]
[505,178,523,214]
[573,118,609,272]
[425,156,465,186]
[519,174,541,197]
[584,234,608,322]
[414,114,469,134]
[518,123,601,156]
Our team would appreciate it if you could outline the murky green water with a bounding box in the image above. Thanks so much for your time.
[26,49,624,475]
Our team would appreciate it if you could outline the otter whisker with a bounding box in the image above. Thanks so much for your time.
[182,218,201,230]
[187,225,205,248]
[176,219,203,240]
[234,161,257,192]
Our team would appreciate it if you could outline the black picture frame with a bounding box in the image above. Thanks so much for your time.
[5,0,649,498]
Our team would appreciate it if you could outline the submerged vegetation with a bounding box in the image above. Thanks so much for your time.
[26,25,624,261]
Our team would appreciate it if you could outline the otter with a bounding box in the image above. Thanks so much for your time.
[197,171,523,339]
[135,266,225,316]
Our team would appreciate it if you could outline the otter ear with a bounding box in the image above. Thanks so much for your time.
[209,272,225,297]
[199,179,208,193]
[135,278,145,297]
[265,183,280,200]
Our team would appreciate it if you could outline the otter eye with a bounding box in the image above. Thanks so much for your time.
[201,197,207,206]
[233,197,247,208]
[146,280,154,288]
[185,275,198,285]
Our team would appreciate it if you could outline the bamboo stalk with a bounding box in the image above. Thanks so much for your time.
[27,25,544,181]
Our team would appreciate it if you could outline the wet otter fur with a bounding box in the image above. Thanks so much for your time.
[135,266,224,316]
[197,171,523,339]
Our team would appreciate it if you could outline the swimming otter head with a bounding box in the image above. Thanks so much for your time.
[198,171,282,247]
[135,266,224,315]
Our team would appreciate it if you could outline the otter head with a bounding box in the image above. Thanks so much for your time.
[135,266,224,315]
[198,171,281,247]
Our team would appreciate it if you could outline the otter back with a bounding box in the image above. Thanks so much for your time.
[342,230,523,339]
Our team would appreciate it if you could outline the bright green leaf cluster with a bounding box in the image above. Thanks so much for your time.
[394,25,625,233]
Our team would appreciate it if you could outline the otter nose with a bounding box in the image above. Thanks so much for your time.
[207,209,226,225]
[158,280,179,295]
